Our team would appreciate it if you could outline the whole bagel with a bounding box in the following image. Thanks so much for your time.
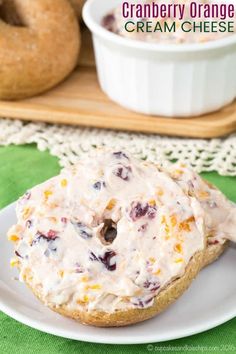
[0,0,80,100]
[68,0,85,18]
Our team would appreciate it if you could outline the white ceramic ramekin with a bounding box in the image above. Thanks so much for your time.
[83,0,236,117]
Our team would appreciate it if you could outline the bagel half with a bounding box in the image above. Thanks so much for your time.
[0,0,80,100]
[10,150,235,328]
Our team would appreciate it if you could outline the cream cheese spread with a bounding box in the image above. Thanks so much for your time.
[8,150,235,313]
[102,0,235,44]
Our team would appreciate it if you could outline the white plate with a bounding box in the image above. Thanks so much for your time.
[0,203,235,344]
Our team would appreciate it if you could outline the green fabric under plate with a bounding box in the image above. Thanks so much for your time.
[0,144,235,354]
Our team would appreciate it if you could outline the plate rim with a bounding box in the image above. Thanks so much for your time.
[0,299,236,344]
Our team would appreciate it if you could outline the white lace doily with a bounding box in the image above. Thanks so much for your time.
[0,118,235,176]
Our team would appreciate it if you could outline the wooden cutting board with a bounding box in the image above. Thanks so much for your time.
[0,27,235,138]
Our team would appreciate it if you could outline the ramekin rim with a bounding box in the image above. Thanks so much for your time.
[83,0,236,53]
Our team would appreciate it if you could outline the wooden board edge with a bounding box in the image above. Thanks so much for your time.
[0,104,235,139]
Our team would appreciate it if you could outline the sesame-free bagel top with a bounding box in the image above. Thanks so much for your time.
[0,0,80,100]
[8,150,235,315]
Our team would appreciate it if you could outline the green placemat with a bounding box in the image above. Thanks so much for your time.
[0,144,235,354]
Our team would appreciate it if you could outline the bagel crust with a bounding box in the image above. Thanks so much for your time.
[68,0,85,17]
[21,243,227,327]
[0,0,80,100]
[24,251,203,327]
[203,241,229,268]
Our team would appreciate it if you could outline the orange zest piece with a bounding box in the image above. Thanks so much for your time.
[161,215,166,224]
[90,284,101,290]
[161,215,171,237]
[179,221,191,232]
[153,268,161,276]
[58,270,64,278]
[174,243,183,254]
[149,199,156,207]
[106,199,116,210]
[187,216,195,223]
[170,215,177,227]
[10,258,19,267]
[49,217,57,223]
[77,295,89,304]
[198,190,210,200]
[22,207,31,220]
[60,179,68,188]
[172,169,184,178]
[8,234,20,242]
[85,284,102,291]
[81,276,89,282]
[156,188,164,196]
[44,190,53,201]
[179,216,195,232]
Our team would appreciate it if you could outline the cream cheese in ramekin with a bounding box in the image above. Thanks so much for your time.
[83,0,236,116]
[103,0,235,44]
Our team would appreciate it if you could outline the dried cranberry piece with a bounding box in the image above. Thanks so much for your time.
[132,299,144,308]
[147,206,157,220]
[151,284,161,292]
[143,280,160,292]
[208,239,219,245]
[20,191,31,204]
[130,202,149,221]
[93,181,101,190]
[89,252,99,261]
[26,220,32,229]
[31,231,58,257]
[143,280,151,288]
[32,232,48,244]
[47,230,58,240]
[113,151,129,160]
[15,250,23,258]
[71,222,92,239]
[99,251,117,271]
[145,297,154,305]
[24,191,31,200]
[75,263,84,273]
[138,223,148,232]
[89,250,117,271]
[102,14,116,31]
[113,165,132,181]
[61,217,67,224]
[93,181,106,190]
[130,202,157,222]
[32,231,59,245]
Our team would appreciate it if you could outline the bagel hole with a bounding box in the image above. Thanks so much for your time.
[100,219,117,245]
[0,1,25,27]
